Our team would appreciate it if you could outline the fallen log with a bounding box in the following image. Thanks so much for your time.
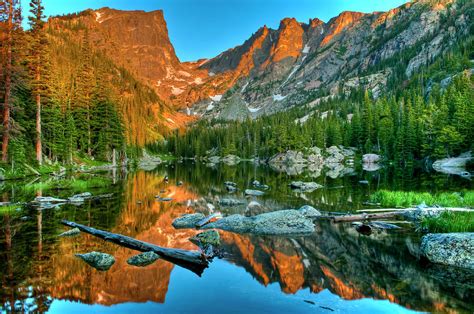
[330,212,402,223]
[61,220,208,276]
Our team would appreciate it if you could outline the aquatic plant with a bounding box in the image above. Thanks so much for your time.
[422,211,474,233]
[370,190,474,208]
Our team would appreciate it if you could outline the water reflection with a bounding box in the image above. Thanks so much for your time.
[1,163,473,313]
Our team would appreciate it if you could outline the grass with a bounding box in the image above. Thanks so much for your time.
[0,204,22,214]
[370,190,474,208]
[24,176,111,192]
[422,211,474,233]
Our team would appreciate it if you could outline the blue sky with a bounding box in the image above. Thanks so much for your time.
[21,0,409,61]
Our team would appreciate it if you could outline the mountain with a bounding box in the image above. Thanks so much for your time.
[47,0,472,136]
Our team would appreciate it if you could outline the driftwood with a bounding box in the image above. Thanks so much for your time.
[61,220,208,276]
[328,212,402,223]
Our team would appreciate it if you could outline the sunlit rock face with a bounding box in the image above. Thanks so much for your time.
[47,0,471,120]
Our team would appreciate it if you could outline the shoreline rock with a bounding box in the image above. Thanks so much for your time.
[420,233,474,270]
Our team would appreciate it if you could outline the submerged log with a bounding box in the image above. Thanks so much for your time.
[61,220,208,276]
[356,207,474,213]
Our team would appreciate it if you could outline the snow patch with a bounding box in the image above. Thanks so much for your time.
[209,72,215,77]
[241,82,249,93]
[273,94,287,101]
[248,107,260,113]
[206,102,215,111]
[171,86,184,95]
[199,59,209,67]
[321,28,324,35]
[194,77,204,85]
[210,95,222,102]
[302,44,310,54]
[166,118,176,124]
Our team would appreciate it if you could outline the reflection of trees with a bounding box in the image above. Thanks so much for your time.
[219,221,474,313]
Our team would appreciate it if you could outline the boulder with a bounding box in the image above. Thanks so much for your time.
[127,252,160,267]
[190,230,221,247]
[221,154,241,165]
[68,192,93,203]
[245,189,265,196]
[325,146,345,164]
[420,233,474,270]
[75,252,115,271]
[432,152,472,177]
[58,227,81,238]
[172,213,206,229]
[289,181,323,192]
[203,209,315,235]
[138,151,161,170]
[207,156,220,164]
[363,153,381,164]
[269,150,306,165]
[219,198,245,206]
[298,205,322,218]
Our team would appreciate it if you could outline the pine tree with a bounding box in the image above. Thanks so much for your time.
[28,0,47,165]
[1,0,21,161]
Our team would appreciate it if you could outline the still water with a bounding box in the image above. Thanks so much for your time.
[1,162,473,313]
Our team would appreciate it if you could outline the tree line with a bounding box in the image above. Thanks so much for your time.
[0,0,125,168]
[154,40,473,166]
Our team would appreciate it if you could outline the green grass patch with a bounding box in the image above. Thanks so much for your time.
[422,211,474,233]
[370,190,474,208]
[0,204,22,214]
[24,176,111,192]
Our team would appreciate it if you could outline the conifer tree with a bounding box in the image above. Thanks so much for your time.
[28,0,47,165]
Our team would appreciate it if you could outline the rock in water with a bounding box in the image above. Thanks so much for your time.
[127,252,160,267]
[245,189,265,196]
[219,198,245,206]
[190,230,221,248]
[75,252,115,271]
[172,213,206,229]
[290,181,323,192]
[58,227,81,237]
[203,210,315,235]
[298,205,321,218]
[421,233,474,270]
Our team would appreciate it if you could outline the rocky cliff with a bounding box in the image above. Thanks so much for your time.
[48,0,472,127]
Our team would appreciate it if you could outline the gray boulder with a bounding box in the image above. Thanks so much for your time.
[298,205,322,218]
[362,153,381,164]
[58,227,81,238]
[127,252,160,267]
[421,233,474,270]
[203,210,315,235]
[172,213,206,229]
[76,252,115,271]
[289,181,323,192]
[245,189,265,196]
[190,230,221,247]
[219,198,245,206]
[221,154,241,165]
[269,150,306,165]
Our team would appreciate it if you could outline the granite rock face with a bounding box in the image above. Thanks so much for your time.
[421,233,474,270]
[203,210,315,235]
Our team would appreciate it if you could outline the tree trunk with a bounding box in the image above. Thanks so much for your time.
[36,92,42,165]
[61,220,209,276]
[2,0,14,162]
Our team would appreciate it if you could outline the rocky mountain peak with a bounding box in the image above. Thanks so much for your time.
[321,11,365,45]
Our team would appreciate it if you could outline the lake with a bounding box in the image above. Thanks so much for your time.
[1,162,473,313]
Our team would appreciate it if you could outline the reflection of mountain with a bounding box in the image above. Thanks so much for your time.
[220,222,474,313]
[48,172,200,306]
[2,169,473,313]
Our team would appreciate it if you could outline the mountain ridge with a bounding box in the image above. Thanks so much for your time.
[47,0,471,127]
